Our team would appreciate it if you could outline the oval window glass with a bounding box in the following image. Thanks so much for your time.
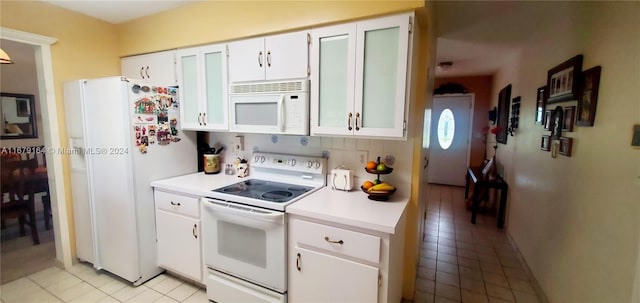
[437,109,455,150]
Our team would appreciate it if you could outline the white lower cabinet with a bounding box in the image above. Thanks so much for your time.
[288,217,404,303]
[154,190,202,282]
[290,247,379,303]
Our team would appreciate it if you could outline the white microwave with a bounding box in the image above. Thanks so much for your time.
[229,79,309,135]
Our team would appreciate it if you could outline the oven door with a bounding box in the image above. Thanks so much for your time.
[201,198,286,292]
[229,94,285,134]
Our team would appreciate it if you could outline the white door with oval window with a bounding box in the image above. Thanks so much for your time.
[427,94,473,186]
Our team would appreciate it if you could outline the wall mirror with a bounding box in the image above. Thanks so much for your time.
[1,92,38,139]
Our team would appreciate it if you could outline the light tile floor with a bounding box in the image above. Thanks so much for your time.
[413,184,547,303]
[1,184,547,303]
[0,263,207,303]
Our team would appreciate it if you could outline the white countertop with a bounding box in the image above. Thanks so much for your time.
[151,172,409,235]
[150,172,241,197]
[286,183,409,235]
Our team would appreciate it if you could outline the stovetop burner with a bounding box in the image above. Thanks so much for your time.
[261,190,294,202]
[212,179,314,204]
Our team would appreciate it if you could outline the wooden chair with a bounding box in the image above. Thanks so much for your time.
[1,157,40,245]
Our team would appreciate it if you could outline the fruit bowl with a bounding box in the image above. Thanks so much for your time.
[361,186,397,201]
[365,167,393,174]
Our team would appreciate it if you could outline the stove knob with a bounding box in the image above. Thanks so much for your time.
[291,159,296,166]
[254,155,260,163]
[260,156,266,163]
[315,161,321,169]
[307,161,313,168]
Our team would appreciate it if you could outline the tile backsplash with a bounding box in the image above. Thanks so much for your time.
[208,132,414,186]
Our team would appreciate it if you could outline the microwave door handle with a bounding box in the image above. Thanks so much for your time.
[278,94,285,133]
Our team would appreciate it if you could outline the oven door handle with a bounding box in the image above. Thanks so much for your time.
[202,199,285,226]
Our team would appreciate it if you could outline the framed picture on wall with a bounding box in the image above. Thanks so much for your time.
[563,106,576,132]
[540,135,551,151]
[496,84,512,144]
[543,110,553,130]
[576,66,601,126]
[559,137,573,156]
[535,86,546,125]
[547,55,583,104]
[551,106,564,139]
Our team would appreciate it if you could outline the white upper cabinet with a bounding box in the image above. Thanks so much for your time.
[309,23,357,136]
[121,50,177,86]
[177,43,228,131]
[228,30,309,83]
[310,13,412,138]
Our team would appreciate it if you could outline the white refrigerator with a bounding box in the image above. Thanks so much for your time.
[64,76,197,285]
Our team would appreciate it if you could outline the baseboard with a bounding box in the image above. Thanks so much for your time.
[505,231,551,303]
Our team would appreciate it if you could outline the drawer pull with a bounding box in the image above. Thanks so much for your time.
[296,253,301,271]
[170,201,181,206]
[324,236,344,245]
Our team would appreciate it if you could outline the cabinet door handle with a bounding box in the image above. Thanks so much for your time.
[202,112,207,126]
[355,112,360,131]
[170,201,181,206]
[258,51,263,67]
[296,253,301,271]
[324,236,344,245]
[192,224,197,239]
[198,113,203,125]
[139,67,145,79]
[347,112,353,131]
[267,50,271,67]
[145,66,150,78]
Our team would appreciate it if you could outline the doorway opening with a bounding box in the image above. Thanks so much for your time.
[1,27,73,283]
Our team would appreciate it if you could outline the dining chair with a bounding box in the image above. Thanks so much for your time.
[1,157,40,245]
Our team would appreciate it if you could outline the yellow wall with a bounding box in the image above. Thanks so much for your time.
[486,2,640,301]
[1,1,121,258]
[118,1,424,56]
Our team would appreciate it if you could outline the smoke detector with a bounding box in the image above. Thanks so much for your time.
[437,61,453,71]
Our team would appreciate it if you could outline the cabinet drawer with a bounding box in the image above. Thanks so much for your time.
[154,190,199,218]
[290,218,380,264]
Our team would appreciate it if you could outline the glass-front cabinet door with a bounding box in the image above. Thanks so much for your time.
[310,13,412,138]
[310,23,357,136]
[202,44,228,130]
[354,13,411,138]
[177,50,201,130]
[177,43,228,131]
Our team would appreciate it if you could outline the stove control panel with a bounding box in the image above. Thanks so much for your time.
[251,152,325,174]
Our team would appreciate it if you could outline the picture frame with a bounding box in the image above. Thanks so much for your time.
[559,137,573,156]
[543,110,553,130]
[510,96,521,130]
[563,106,576,132]
[535,86,546,125]
[547,55,583,104]
[496,84,511,144]
[576,66,601,126]
[540,135,551,151]
[550,106,564,140]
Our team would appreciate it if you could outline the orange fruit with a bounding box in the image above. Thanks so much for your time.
[366,161,377,170]
[362,181,374,190]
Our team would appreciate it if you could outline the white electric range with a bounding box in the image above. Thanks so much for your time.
[201,152,326,303]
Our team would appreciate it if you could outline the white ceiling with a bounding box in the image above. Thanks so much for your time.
[39,1,529,78]
[42,0,198,24]
[433,1,536,78]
